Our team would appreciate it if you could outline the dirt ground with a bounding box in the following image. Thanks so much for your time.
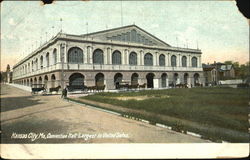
[1,84,209,143]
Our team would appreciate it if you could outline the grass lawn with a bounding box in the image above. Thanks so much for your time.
[76,87,249,142]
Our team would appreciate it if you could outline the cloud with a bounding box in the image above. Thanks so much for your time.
[8,18,16,26]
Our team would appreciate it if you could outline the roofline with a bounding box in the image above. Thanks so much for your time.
[81,24,171,47]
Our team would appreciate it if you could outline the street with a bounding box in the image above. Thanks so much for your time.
[1,84,209,143]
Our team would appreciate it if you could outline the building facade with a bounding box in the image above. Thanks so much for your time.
[12,25,204,90]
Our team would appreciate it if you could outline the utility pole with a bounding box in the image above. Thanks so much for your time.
[60,18,63,33]
[86,22,88,40]
[121,0,123,26]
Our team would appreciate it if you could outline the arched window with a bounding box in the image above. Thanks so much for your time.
[69,73,84,86]
[93,49,104,64]
[112,50,121,64]
[159,54,165,66]
[38,76,42,84]
[95,73,105,86]
[51,74,56,88]
[146,73,155,88]
[192,57,198,67]
[40,56,43,69]
[46,52,49,67]
[31,61,34,71]
[35,58,38,70]
[194,73,200,86]
[171,55,176,67]
[53,49,57,65]
[114,73,123,89]
[184,73,188,84]
[182,56,187,67]
[144,53,153,66]
[129,52,137,65]
[44,75,48,87]
[161,73,167,88]
[131,73,139,85]
[173,73,178,85]
[68,47,83,63]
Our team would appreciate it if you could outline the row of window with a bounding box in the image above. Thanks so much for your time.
[68,47,198,67]
[15,47,199,76]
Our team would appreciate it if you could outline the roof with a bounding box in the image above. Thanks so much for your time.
[219,65,233,71]
[81,24,171,47]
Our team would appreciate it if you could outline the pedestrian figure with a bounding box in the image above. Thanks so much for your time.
[64,87,68,99]
[61,88,65,98]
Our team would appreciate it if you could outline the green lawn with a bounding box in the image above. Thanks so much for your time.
[78,87,249,142]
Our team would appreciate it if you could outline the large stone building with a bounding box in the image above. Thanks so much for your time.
[12,25,204,90]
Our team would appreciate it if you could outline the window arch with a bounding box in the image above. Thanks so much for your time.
[161,73,167,88]
[69,73,84,86]
[184,73,189,84]
[144,53,153,66]
[131,73,139,85]
[114,73,123,89]
[95,73,105,86]
[93,49,104,64]
[51,74,56,88]
[182,56,187,67]
[192,57,198,67]
[46,52,49,67]
[35,58,38,70]
[40,56,43,69]
[194,73,200,85]
[53,49,57,65]
[171,55,177,67]
[112,50,121,65]
[159,54,165,66]
[68,47,83,63]
[129,52,137,65]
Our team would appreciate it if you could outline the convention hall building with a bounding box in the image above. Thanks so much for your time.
[12,25,203,90]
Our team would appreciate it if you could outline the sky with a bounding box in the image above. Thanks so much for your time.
[1,1,249,71]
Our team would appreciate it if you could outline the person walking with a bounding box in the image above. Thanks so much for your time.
[61,88,65,98]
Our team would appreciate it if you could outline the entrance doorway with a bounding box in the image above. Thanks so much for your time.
[146,73,155,88]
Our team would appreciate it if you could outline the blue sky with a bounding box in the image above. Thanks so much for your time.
[1,1,249,71]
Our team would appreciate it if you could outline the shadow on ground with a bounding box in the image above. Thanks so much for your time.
[1,96,43,112]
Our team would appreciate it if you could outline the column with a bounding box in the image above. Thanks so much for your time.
[104,48,107,64]
[198,55,201,67]
[126,49,130,65]
[89,46,93,64]
[179,54,181,67]
[107,47,111,64]
[165,53,168,66]
[64,43,67,63]
[188,55,191,67]
[57,45,61,63]
[138,50,142,65]
[140,50,144,66]
[155,52,158,66]
[122,49,126,65]
[168,53,171,66]
[84,47,88,64]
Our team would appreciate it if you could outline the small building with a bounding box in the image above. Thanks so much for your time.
[203,62,235,86]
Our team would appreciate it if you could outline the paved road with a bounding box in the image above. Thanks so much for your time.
[1,84,209,143]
